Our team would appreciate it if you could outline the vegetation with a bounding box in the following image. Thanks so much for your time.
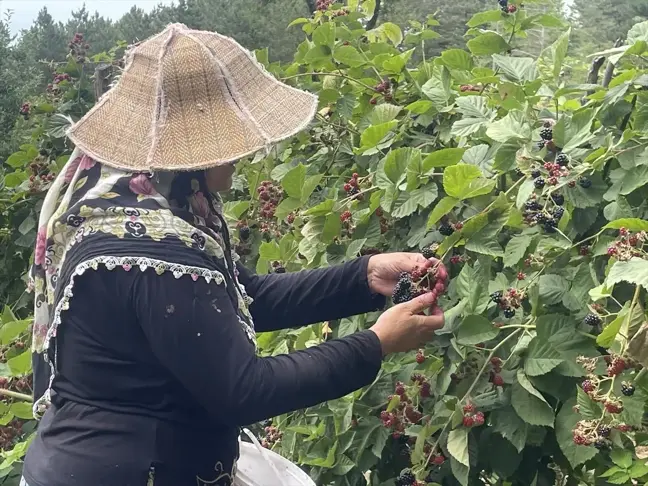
[4,0,648,485]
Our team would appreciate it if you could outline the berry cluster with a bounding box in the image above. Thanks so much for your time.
[271,261,286,274]
[498,0,517,13]
[380,382,424,439]
[438,218,462,236]
[490,289,523,318]
[27,158,55,193]
[260,421,283,449]
[373,79,393,102]
[522,195,563,233]
[392,263,448,305]
[342,172,364,200]
[606,228,647,261]
[68,32,90,64]
[19,102,30,119]
[316,0,334,11]
[396,469,424,486]
[461,403,485,428]
[0,418,24,450]
[489,357,505,387]
[257,180,282,218]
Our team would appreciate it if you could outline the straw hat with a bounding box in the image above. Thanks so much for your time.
[67,23,318,172]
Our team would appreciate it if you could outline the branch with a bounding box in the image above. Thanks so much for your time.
[0,388,33,402]
[602,38,624,89]
[365,0,382,30]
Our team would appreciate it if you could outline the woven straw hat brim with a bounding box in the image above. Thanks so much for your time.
[67,24,318,172]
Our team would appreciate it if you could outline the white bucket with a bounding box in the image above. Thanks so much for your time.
[235,429,316,486]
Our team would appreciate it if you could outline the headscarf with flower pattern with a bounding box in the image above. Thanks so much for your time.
[29,147,255,419]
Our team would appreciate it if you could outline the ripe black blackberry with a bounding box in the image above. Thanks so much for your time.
[531,169,541,179]
[553,207,565,219]
[543,221,557,233]
[239,226,250,240]
[621,383,635,396]
[597,425,611,438]
[422,246,436,259]
[594,438,608,450]
[525,200,542,211]
[503,307,515,318]
[439,223,454,236]
[556,153,569,166]
[540,127,553,140]
[534,177,545,189]
[273,265,286,274]
[396,469,416,486]
[393,273,413,304]
[579,177,592,188]
[543,121,552,128]
[536,140,546,150]
[490,290,503,303]
[515,168,524,177]
[584,313,601,326]
[552,193,564,205]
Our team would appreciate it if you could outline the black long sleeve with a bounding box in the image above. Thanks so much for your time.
[133,270,383,426]
[236,256,386,332]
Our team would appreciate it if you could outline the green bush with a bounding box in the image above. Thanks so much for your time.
[3,1,648,485]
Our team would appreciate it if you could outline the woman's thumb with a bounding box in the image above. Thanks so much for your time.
[405,291,437,314]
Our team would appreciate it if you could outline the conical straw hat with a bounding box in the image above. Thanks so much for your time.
[67,23,318,172]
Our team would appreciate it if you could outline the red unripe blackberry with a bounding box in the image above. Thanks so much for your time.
[463,403,475,414]
[492,375,504,387]
[582,380,594,393]
[517,272,525,280]
[462,415,474,427]
[490,357,502,366]
[432,455,445,465]
[473,411,485,426]
[395,382,405,395]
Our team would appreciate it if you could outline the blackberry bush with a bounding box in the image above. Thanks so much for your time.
[4,1,648,486]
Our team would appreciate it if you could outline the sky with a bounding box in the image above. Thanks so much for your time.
[0,0,171,35]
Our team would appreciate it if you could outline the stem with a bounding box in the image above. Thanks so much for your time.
[0,388,33,402]
[497,324,535,330]
[281,72,377,92]
[417,328,523,474]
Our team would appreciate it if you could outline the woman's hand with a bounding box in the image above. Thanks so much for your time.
[366,252,447,297]
[370,292,445,355]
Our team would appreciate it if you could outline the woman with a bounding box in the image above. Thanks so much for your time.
[22,24,445,486]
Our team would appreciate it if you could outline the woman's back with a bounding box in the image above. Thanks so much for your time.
[25,268,239,486]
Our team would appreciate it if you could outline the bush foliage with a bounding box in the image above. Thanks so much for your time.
[3,1,648,485]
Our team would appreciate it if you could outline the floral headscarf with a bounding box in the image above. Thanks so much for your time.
[29,147,255,418]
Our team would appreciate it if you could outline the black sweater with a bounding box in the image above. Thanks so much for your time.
[23,257,385,486]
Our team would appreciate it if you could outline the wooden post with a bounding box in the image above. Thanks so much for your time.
[93,63,114,100]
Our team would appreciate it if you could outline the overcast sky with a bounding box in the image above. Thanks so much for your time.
[1,0,171,35]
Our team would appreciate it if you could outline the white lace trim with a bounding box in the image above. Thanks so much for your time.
[33,255,256,419]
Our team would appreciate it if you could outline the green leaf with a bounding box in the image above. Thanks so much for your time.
[5,151,29,168]
[378,147,415,188]
[259,241,281,261]
[9,402,33,420]
[313,22,335,46]
[381,22,403,45]
[524,337,564,376]
[322,213,341,243]
[538,274,570,305]
[282,164,306,199]
[456,315,498,345]
[7,351,31,376]
[597,310,625,347]
[610,449,633,469]
[467,32,510,56]
[391,184,438,218]
[604,218,648,232]
[467,9,503,27]
[383,49,413,73]
[422,148,466,171]
[0,319,31,345]
[440,49,474,71]
[504,235,532,267]
[405,100,433,114]
[305,199,335,217]
[490,407,529,452]
[486,111,532,143]
[556,397,597,467]
[371,104,402,125]
[511,370,554,427]
[607,257,648,288]
[447,428,469,467]
[47,114,72,139]
[629,461,648,478]
[547,28,570,80]
[576,387,602,419]
[333,45,366,67]
[427,196,459,229]
[359,121,398,152]
[443,164,495,200]
[492,54,537,83]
